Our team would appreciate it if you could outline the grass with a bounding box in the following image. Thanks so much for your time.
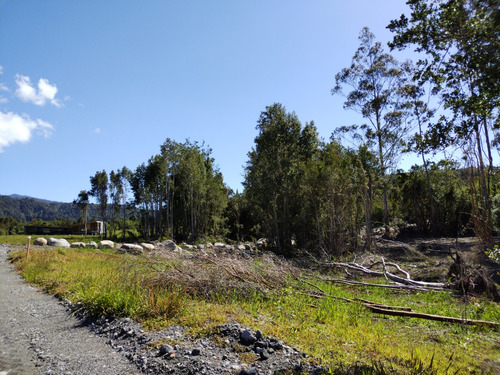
[4,236,500,374]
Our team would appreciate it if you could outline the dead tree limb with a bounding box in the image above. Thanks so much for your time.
[367,305,500,328]
[320,278,431,291]
[326,260,445,290]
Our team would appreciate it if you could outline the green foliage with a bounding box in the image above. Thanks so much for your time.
[0,194,97,223]
[89,170,109,223]
[128,139,228,242]
[11,249,500,373]
[244,103,319,255]
[0,217,24,235]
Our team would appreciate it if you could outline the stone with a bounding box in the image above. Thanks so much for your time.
[240,329,257,345]
[181,244,194,251]
[159,344,174,356]
[47,238,70,248]
[86,241,98,249]
[140,243,155,251]
[191,348,201,356]
[256,238,268,249]
[259,349,270,360]
[117,244,143,255]
[162,240,178,251]
[98,240,114,249]
[33,238,47,246]
[70,242,86,248]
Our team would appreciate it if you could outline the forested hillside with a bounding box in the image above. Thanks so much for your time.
[0,195,97,223]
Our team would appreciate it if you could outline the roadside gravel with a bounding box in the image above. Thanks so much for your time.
[0,244,141,375]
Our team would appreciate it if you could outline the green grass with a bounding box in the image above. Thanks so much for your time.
[7,247,500,374]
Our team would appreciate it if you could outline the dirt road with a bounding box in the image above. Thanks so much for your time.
[0,245,141,375]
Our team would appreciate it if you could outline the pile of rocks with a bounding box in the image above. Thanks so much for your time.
[68,305,326,375]
[31,237,270,257]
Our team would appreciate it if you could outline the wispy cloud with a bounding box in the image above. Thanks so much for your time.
[15,74,62,107]
[93,127,102,135]
[0,111,54,152]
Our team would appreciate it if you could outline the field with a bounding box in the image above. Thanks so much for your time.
[3,234,500,374]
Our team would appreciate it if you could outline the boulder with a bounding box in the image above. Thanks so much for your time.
[98,240,114,249]
[86,241,98,249]
[117,243,144,255]
[33,238,47,246]
[162,240,181,251]
[70,242,86,248]
[140,243,155,251]
[181,243,194,251]
[47,238,70,248]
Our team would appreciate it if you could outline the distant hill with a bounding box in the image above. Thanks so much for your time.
[0,194,98,223]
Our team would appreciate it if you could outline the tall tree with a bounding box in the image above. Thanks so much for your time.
[244,103,319,255]
[388,0,500,242]
[89,170,109,232]
[73,190,89,235]
[332,27,407,232]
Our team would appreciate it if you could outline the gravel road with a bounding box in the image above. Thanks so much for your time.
[0,244,142,375]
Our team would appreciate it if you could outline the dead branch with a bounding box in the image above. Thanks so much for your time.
[320,278,431,291]
[204,256,252,284]
[367,305,500,328]
[326,260,445,290]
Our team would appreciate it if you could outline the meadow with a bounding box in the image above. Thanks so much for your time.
[3,235,500,374]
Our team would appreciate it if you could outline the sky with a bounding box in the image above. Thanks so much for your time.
[0,0,417,203]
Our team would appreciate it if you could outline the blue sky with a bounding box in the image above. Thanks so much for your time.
[0,0,415,203]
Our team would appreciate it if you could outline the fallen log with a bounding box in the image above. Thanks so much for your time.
[366,305,500,328]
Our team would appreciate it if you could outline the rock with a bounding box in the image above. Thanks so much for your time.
[70,242,86,248]
[236,244,246,251]
[117,244,143,255]
[33,238,47,246]
[158,344,174,356]
[256,238,268,249]
[259,349,270,360]
[162,240,178,251]
[240,367,257,375]
[140,243,155,251]
[47,238,70,248]
[181,244,194,251]
[214,242,225,249]
[240,329,257,345]
[256,330,263,340]
[191,348,201,356]
[98,240,114,249]
[86,241,98,249]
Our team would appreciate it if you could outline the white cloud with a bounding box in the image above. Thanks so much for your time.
[93,127,101,135]
[0,111,54,152]
[15,74,61,107]
[0,65,3,75]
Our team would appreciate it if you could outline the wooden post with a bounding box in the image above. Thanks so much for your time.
[26,236,31,259]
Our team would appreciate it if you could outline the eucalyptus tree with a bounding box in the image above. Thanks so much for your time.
[73,190,89,235]
[89,170,109,230]
[109,167,132,239]
[388,0,500,241]
[332,27,408,231]
[244,103,319,255]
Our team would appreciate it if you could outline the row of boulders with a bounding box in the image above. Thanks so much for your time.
[31,237,270,256]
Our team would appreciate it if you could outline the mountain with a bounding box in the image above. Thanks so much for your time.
[0,194,98,223]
